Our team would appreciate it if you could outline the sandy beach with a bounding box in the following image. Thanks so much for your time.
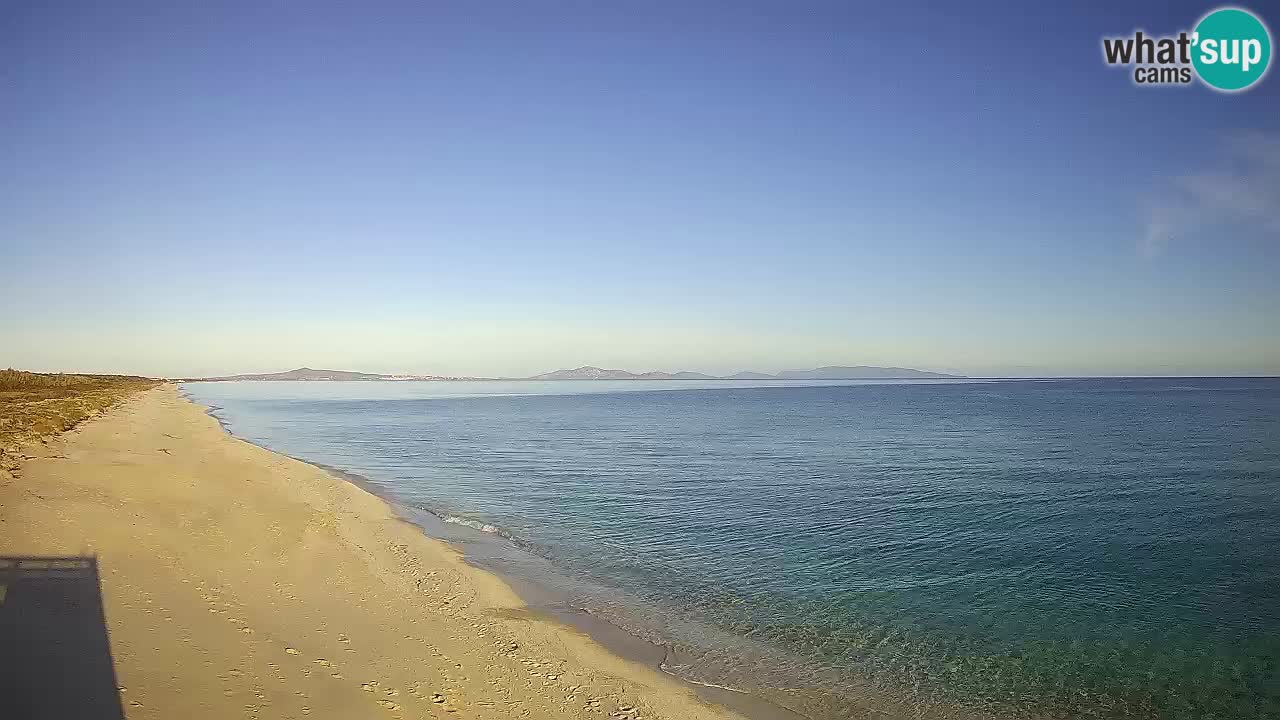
[1,384,747,720]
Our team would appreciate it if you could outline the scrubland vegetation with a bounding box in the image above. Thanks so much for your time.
[0,369,159,461]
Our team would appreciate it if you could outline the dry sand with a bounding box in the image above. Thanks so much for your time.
[1,385,747,720]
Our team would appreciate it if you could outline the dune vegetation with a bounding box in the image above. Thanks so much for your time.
[0,369,159,464]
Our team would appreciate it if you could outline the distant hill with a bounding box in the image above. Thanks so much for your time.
[530,367,727,381]
[669,370,718,380]
[189,367,463,382]
[190,364,963,382]
[529,366,643,380]
[529,365,962,380]
[774,366,958,379]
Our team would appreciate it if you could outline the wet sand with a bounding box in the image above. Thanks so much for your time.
[0,384,749,720]
[314,466,810,720]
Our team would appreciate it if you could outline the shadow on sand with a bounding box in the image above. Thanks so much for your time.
[0,556,125,719]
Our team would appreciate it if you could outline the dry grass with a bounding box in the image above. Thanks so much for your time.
[0,369,161,461]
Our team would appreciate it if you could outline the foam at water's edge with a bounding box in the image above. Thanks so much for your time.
[409,505,529,545]
[658,663,750,694]
[440,514,504,535]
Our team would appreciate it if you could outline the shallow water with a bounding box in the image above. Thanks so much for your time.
[184,377,1280,719]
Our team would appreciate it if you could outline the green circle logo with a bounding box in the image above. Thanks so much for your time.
[1192,7,1272,91]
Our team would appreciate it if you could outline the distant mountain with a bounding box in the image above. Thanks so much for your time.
[529,366,643,380]
[669,370,718,379]
[774,365,957,379]
[531,367,728,381]
[190,367,463,382]
[529,365,962,380]
[190,364,963,382]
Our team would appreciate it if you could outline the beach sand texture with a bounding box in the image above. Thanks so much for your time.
[1,385,745,720]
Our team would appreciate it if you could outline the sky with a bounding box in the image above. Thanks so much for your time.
[2,1,1278,378]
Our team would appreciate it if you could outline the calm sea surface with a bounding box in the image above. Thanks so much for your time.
[183,378,1280,720]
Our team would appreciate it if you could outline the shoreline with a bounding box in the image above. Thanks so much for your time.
[2,384,756,720]
[188,389,810,720]
[183,383,977,720]
[312,465,810,720]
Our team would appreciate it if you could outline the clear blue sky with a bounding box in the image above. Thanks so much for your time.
[2,1,1277,377]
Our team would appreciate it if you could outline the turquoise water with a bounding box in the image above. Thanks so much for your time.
[184,378,1280,719]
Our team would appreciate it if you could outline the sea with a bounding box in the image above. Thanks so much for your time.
[182,377,1280,720]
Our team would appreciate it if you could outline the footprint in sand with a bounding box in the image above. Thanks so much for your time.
[376,699,400,711]
[285,648,300,655]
